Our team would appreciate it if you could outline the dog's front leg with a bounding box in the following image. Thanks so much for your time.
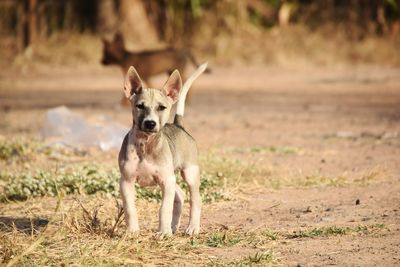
[158,173,176,237]
[120,177,140,233]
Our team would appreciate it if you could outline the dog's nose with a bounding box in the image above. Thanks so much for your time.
[144,120,156,130]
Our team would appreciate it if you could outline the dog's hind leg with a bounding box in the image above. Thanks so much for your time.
[181,164,201,235]
[171,185,185,233]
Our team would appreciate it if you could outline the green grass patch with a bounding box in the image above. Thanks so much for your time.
[0,137,86,162]
[1,166,120,201]
[199,151,271,185]
[202,148,381,190]
[0,165,230,203]
[260,230,280,241]
[201,224,386,249]
[231,251,275,266]
[286,224,385,238]
[178,171,230,203]
[234,146,300,155]
[206,232,242,248]
[208,251,276,267]
[277,174,349,188]
[0,139,37,160]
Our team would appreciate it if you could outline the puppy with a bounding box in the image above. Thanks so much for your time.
[118,63,207,236]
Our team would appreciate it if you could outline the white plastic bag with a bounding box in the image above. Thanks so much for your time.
[42,106,129,150]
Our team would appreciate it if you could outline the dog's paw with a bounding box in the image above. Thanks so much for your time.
[127,225,140,233]
[155,230,173,240]
[185,224,200,236]
[172,222,181,234]
[124,230,140,240]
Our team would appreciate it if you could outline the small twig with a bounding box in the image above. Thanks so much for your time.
[74,198,102,232]
[265,203,281,211]
[75,198,92,219]
[109,198,125,236]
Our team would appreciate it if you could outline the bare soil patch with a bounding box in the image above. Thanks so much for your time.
[1,66,399,266]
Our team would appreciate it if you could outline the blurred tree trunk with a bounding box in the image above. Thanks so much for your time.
[119,0,159,49]
[16,1,25,51]
[17,0,37,50]
[64,0,75,30]
[377,0,388,34]
[97,0,118,40]
[28,0,37,45]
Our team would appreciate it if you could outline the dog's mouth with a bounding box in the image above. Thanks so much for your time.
[139,127,158,134]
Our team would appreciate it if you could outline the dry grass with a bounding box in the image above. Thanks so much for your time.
[10,32,103,73]
[0,190,386,266]
[1,195,278,266]
[1,23,400,75]
[194,21,400,67]
[0,191,386,266]
[200,147,385,190]
[264,168,386,189]
[0,138,391,266]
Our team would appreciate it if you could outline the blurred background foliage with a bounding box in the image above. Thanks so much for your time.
[0,0,399,69]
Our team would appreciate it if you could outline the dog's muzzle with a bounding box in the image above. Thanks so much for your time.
[142,120,157,132]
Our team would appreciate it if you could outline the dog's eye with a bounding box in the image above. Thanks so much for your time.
[158,105,167,111]
[136,104,145,110]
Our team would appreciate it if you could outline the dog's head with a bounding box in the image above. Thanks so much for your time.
[101,33,125,65]
[124,66,182,134]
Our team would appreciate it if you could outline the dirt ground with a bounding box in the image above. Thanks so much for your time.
[1,65,400,266]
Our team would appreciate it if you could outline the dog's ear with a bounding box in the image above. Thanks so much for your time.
[124,66,143,98]
[162,70,182,102]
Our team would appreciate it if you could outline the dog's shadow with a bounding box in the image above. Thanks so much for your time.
[0,216,49,233]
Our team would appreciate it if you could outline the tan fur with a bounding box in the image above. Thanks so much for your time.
[118,65,203,237]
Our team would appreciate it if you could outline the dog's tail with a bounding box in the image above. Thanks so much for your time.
[187,52,211,73]
[174,62,208,126]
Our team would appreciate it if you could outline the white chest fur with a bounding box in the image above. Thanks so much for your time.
[135,159,160,186]
[121,155,158,184]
